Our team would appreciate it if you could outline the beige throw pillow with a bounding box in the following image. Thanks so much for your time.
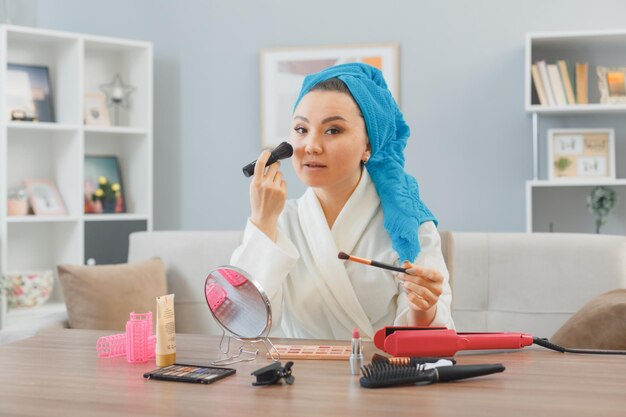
[551,289,626,350]
[57,258,168,331]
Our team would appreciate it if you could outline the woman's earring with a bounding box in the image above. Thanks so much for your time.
[362,155,370,164]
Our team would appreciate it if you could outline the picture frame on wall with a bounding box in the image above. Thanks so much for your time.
[597,66,626,105]
[547,129,616,181]
[23,179,67,215]
[84,92,110,126]
[6,63,55,122]
[84,155,126,214]
[260,43,399,148]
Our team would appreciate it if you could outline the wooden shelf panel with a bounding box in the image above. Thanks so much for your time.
[7,122,80,132]
[527,179,626,187]
[6,216,81,223]
[83,214,149,222]
[526,104,626,114]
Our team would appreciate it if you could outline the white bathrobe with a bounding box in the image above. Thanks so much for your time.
[231,169,454,340]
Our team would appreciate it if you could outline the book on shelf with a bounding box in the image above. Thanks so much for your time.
[547,64,568,106]
[576,62,588,104]
[557,60,576,105]
[531,64,548,105]
[536,60,556,105]
[532,60,590,107]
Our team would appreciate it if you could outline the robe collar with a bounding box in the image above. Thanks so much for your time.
[297,168,379,339]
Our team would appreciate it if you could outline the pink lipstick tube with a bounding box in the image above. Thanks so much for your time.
[350,327,363,375]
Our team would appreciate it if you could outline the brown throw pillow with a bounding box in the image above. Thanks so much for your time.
[551,289,626,350]
[57,258,168,331]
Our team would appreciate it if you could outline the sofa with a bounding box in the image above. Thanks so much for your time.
[127,230,626,339]
[2,230,625,345]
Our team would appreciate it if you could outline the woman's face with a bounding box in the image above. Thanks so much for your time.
[290,90,370,192]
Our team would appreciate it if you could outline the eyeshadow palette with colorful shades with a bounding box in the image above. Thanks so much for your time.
[143,363,235,384]
[268,344,352,360]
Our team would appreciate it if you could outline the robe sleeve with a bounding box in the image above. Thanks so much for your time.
[393,221,455,329]
[230,218,299,331]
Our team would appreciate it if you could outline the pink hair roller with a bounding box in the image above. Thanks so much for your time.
[220,268,248,287]
[126,312,154,363]
[205,282,227,311]
[96,333,126,358]
[96,311,155,363]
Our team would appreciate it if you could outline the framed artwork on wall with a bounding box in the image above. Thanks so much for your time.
[23,179,66,215]
[84,92,110,126]
[84,155,126,214]
[597,66,626,105]
[6,63,54,122]
[547,129,616,180]
[260,43,399,148]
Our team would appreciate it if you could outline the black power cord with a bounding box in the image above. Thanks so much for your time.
[533,337,626,355]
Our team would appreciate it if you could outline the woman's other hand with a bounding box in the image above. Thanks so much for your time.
[401,260,443,326]
[250,150,287,241]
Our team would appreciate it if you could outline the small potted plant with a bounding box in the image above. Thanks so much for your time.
[91,176,121,213]
[587,186,617,234]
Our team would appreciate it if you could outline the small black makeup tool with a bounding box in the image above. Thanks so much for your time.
[251,361,295,386]
[242,141,293,177]
[360,362,505,388]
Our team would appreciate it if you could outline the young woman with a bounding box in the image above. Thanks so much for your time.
[231,63,454,340]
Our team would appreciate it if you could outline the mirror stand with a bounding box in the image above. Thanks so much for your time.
[204,266,279,366]
[211,330,280,366]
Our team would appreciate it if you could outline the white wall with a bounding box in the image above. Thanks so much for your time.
[0,0,36,26]
[32,0,626,233]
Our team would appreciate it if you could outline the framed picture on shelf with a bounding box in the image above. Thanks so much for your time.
[6,63,55,122]
[84,156,126,214]
[260,43,399,148]
[22,179,66,215]
[84,92,110,126]
[547,129,616,180]
[597,66,626,104]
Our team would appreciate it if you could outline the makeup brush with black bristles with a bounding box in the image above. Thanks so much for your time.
[338,251,407,273]
[371,353,456,367]
[242,141,293,177]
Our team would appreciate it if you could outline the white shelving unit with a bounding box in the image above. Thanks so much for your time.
[525,30,626,234]
[0,25,153,275]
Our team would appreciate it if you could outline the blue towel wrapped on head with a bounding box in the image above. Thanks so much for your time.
[294,63,436,263]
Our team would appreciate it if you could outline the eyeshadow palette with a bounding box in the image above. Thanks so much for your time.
[143,363,235,384]
[268,344,352,360]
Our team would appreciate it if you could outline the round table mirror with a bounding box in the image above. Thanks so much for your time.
[204,265,278,364]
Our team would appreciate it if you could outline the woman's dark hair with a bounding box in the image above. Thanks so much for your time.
[310,78,363,118]
[309,77,352,95]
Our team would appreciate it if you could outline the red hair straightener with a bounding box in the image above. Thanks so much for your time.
[374,326,626,356]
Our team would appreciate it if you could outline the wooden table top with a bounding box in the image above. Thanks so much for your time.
[1,329,625,417]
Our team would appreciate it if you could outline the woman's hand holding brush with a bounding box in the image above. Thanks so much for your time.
[249,150,287,242]
[400,261,444,326]
[337,251,444,326]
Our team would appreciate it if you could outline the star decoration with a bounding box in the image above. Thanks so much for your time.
[99,74,135,125]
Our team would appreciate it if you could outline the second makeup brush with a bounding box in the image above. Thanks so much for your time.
[338,251,407,274]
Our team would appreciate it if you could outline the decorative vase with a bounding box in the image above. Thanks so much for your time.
[7,198,28,216]
[7,187,28,215]
[102,198,117,213]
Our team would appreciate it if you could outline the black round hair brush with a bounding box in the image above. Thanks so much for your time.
[242,141,293,177]
[360,362,505,388]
